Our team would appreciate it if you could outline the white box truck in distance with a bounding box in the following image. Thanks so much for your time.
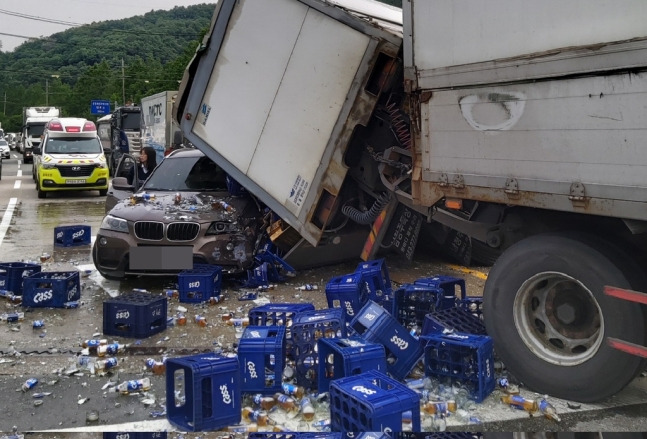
[22,106,60,163]
[175,0,647,402]
[141,91,180,163]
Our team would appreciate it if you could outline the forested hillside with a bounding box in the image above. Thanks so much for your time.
[0,4,215,130]
[0,0,402,131]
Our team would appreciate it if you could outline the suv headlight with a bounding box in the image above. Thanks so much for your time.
[42,163,56,169]
[206,221,237,235]
[100,215,129,233]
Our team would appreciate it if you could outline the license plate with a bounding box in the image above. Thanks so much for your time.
[129,246,193,270]
[66,179,86,184]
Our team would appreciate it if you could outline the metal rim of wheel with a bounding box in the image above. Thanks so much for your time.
[513,271,604,366]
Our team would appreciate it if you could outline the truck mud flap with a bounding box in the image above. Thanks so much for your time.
[604,285,647,358]
[362,201,423,261]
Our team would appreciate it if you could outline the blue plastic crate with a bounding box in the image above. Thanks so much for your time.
[22,271,80,308]
[326,272,370,323]
[355,259,393,304]
[103,292,167,338]
[54,224,91,247]
[329,370,420,432]
[248,302,315,360]
[421,332,495,403]
[0,261,41,295]
[177,264,222,303]
[238,325,286,394]
[292,307,346,388]
[414,275,466,305]
[166,353,241,431]
[459,296,484,320]
[392,283,447,331]
[317,336,386,394]
[247,435,303,439]
[226,174,248,197]
[350,301,424,381]
[422,305,487,336]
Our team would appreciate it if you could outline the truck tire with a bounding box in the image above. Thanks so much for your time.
[37,183,46,199]
[483,232,646,402]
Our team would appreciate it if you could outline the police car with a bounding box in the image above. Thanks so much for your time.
[33,118,109,198]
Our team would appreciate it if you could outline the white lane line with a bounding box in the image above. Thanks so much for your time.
[13,180,20,189]
[0,197,18,246]
[17,170,22,177]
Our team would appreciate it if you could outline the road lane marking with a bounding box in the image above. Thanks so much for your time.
[446,263,488,280]
[17,170,22,177]
[0,197,17,246]
[13,181,20,189]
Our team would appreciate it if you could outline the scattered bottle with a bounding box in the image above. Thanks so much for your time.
[422,400,457,415]
[208,296,223,305]
[537,398,561,422]
[63,300,79,309]
[252,394,277,410]
[221,312,234,322]
[110,378,152,395]
[82,339,107,350]
[165,289,179,299]
[177,313,187,326]
[32,320,45,329]
[145,358,166,375]
[1,312,25,322]
[94,357,119,372]
[295,284,318,291]
[0,290,22,304]
[300,396,315,421]
[226,317,250,327]
[274,393,298,412]
[501,394,538,412]
[97,343,126,357]
[194,314,207,327]
[241,406,274,426]
[22,378,38,392]
[282,382,305,399]
[225,424,257,433]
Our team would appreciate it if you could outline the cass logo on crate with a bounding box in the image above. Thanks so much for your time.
[390,334,409,350]
[220,384,232,404]
[72,229,85,241]
[188,281,200,289]
[115,309,130,320]
[67,285,78,301]
[56,231,64,240]
[33,289,54,304]
[446,333,470,340]
[247,361,258,378]
[115,435,130,439]
[0,280,5,287]
[249,330,261,338]
[363,312,376,321]
[351,385,376,396]
[345,301,355,316]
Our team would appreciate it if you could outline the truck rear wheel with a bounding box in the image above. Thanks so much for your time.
[483,232,646,402]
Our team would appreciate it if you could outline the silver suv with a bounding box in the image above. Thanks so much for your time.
[93,148,268,280]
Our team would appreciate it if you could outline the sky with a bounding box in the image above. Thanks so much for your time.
[0,0,215,53]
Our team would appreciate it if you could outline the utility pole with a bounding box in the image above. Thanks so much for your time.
[121,58,126,106]
[46,79,49,106]
[3,92,6,116]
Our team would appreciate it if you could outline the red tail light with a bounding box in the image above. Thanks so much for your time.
[83,121,97,132]
[48,120,63,131]
[66,126,81,132]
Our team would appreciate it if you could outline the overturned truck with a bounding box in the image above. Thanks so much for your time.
[175,0,647,402]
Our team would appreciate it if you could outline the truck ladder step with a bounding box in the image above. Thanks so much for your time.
[606,337,647,358]
[603,285,647,305]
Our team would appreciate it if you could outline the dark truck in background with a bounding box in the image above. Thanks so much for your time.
[174,0,647,402]
[98,106,142,176]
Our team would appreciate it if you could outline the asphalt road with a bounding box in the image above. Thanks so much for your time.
[0,157,646,434]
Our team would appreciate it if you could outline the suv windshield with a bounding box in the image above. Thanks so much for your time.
[144,155,228,191]
[45,137,103,154]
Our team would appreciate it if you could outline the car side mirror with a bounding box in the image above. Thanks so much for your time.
[33,147,41,155]
[112,176,134,191]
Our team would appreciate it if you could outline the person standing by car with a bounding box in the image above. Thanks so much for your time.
[128,146,158,188]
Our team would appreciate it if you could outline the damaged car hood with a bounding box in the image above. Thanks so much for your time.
[108,191,254,223]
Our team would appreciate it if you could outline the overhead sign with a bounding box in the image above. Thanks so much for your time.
[91,100,111,115]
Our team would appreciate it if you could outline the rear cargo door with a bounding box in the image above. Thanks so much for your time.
[177,0,401,245]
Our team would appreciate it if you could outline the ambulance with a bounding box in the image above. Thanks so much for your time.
[33,118,109,198]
